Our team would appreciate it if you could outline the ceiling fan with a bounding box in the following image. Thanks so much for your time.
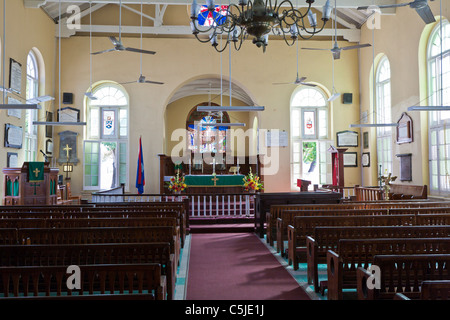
[273,37,316,87]
[357,0,436,25]
[121,74,163,85]
[91,0,156,56]
[302,0,371,60]
[120,1,163,86]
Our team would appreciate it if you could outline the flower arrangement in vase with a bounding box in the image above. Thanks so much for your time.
[167,172,187,194]
[243,168,264,192]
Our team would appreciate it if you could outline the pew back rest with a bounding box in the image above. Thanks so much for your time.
[293,214,416,239]
[358,254,450,300]
[0,263,166,299]
[389,184,427,199]
[336,238,450,272]
[311,225,450,252]
[421,280,450,300]
[0,243,172,267]
[18,226,175,246]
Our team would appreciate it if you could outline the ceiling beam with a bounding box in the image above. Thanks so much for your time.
[26,0,397,8]
[58,23,361,42]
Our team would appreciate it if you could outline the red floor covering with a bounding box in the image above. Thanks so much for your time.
[186,232,311,300]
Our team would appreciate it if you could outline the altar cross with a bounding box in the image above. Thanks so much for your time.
[63,144,72,159]
[211,175,219,186]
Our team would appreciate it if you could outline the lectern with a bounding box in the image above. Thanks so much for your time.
[3,162,59,205]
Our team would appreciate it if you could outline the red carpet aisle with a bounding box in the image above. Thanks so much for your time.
[185,232,311,300]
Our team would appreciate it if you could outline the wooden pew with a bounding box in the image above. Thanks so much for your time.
[0,263,166,300]
[267,200,450,249]
[278,208,389,256]
[356,254,450,300]
[283,213,415,259]
[0,242,176,300]
[305,225,450,293]
[395,280,450,300]
[16,226,180,270]
[389,184,427,199]
[267,203,365,246]
[327,238,450,300]
[0,228,19,244]
[254,192,343,238]
[0,211,185,250]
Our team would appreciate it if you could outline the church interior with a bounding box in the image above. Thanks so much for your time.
[1,0,450,305]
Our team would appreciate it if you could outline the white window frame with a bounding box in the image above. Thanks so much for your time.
[375,55,393,175]
[25,51,39,162]
[428,19,450,196]
[290,87,331,190]
[84,83,129,191]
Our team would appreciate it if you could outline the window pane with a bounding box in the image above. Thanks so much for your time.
[120,109,128,137]
[89,108,100,138]
[100,142,117,190]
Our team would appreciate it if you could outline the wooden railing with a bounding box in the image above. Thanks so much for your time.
[318,185,356,200]
[353,186,384,201]
[91,192,255,218]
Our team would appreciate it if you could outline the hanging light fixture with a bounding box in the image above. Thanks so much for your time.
[409,0,448,112]
[197,105,264,111]
[349,3,397,129]
[33,0,86,126]
[190,0,332,52]
[85,0,97,101]
[0,0,39,110]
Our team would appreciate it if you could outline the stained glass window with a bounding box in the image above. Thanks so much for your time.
[187,105,229,154]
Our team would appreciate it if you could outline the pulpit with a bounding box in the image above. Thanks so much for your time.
[3,162,59,205]
[329,147,347,188]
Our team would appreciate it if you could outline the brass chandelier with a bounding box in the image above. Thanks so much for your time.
[190,0,333,52]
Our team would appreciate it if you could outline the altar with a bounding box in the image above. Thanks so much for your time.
[158,154,264,194]
[184,174,245,194]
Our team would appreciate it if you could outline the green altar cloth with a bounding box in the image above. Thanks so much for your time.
[185,174,245,187]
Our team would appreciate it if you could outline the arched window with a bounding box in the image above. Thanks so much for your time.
[25,51,39,161]
[290,87,331,189]
[428,19,450,195]
[84,83,129,191]
[375,56,392,175]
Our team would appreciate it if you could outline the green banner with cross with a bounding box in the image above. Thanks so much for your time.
[28,162,45,182]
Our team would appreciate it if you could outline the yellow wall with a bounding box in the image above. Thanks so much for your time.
[58,34,361,195]
[0,1,56,195]
[359,1,449,190]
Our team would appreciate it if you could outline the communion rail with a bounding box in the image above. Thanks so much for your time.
[91,190,255,218]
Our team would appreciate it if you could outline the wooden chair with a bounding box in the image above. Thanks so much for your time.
[66,182,81,204]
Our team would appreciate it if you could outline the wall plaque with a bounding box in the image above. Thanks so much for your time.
[4,123,23,149]
[396,112,413,144]
[396,153,412,181]
[337,130,358,147]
